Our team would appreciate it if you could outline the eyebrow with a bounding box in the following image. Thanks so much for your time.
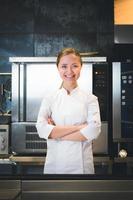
[71,63,78,65]
[60,63,78,65]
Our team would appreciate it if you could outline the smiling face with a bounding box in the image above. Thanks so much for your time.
[57,53,82,88]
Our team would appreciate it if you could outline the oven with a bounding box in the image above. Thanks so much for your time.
[113,62,133,157]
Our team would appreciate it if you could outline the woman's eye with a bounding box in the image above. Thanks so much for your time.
[61,65,67,69]
[72,65,78,68]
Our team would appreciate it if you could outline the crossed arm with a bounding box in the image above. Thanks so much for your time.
[47,118,88,141]
[36,97,101,142]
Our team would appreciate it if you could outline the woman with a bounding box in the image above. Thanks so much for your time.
[36,47,101,174]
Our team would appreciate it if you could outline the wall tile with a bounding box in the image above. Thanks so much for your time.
[0,34,34,57]
[34,0,99,33]
[34,33,63,56]
[0,0,34,33]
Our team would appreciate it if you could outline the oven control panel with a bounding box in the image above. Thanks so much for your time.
[121,63,133,138]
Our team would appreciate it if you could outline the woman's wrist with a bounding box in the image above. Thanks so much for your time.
[78,123,87,130]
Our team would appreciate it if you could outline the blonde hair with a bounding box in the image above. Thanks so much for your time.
[56,47,82,67]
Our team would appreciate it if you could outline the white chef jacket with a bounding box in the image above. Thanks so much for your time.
[36,87,101,174]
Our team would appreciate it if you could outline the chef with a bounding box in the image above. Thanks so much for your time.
[36,47,101,174]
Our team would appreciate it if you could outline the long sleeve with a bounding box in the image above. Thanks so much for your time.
[80,96,101,143]
[36,97,55,140]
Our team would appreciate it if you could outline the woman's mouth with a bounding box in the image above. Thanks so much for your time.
[64,75,75,80]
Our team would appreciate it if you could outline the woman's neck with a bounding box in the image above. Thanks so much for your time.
[62,82,78,94]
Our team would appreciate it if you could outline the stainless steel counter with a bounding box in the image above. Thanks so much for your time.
[1,155,133,175]
[21,179,133,200]
[0,176,133,200]
[0,180,21,200]
[9,156,111,165]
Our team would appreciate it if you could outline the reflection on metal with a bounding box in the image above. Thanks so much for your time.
[112,62,121,141]
[12,63,19,122]
[26,63,62,121]
[21,179,133,200]
[20,63,25,122]
[9,155,111,165]
[11,122,47,155]
[9,155,45,165]
[118,149,128,158]
[0,180,21,200]
[9,56,107,63]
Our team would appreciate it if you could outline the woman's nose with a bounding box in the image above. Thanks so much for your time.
[67,66,73,74]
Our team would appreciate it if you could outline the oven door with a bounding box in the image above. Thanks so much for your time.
[11,122,47,155]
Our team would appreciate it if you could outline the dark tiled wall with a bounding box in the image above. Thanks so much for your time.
[0,0,114,72]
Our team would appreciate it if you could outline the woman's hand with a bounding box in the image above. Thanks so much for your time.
[47,117,55,125]
[47,118,87,140]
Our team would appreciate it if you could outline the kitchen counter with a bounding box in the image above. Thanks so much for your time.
[0,155,114,176]
[1,155,133,176]
[0,157,133,200]
[8,155,112,165]
[0,174,133,200]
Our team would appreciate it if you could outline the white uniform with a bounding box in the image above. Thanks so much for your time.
[36,87,101,174]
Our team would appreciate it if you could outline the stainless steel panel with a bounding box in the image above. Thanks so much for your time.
[0,180,21,200]
[11,122,47,155]
[9,56,107,63]
[93,122,108,154]
[11,122,108,155]
[22,192,133,200]
[112,63,121,140]
[12,63,19,122]
[20,63,25,122]
[22,180,133,200]
[22,179,133,191]
[26,63,61,122]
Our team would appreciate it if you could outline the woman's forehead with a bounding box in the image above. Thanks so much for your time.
[59,54,81,64]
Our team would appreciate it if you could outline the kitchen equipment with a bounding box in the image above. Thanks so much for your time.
[10,57,108,155]
[112,62,133,157]
[0,124,9,155]
[113,62,133,141]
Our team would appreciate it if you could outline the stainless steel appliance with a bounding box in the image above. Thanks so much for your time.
[113,62,133,157]
[10,57,108,155]
[113,62,133,141]
[0,124,9,155]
